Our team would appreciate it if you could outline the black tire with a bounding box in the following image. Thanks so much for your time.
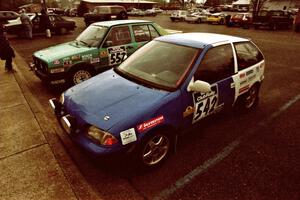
[219,19,224,25]
[237,84,260,111]
[171,18,175,22]
[254,25,259,30]
[296,24,300,32]
[137,130,173,169]
[59,27,67,35]
[120,12,128,19]
[197,18,201,24]
[270,23,277,31]
[68,66,94,86]
[180,17,184,22]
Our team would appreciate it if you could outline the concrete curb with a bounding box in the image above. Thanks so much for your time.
[12,51,101,200]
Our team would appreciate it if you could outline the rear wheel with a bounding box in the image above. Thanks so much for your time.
[120,12,128,19]
[239,84,259,110]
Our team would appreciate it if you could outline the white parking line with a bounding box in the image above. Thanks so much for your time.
[154,93,300,200]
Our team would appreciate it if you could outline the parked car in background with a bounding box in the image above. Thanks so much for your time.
[170,10,188,22]
[207,13,226,24]
[49,33,265,169]
[185,11,208,23]
[83,5,128,26]
[253,10,293,30]
[65,8,78,17]
[32,20,181,86]
[53,8,65,15]
[228,13,252,28]
[4,13,76,36]
[0,11,19,24]
[128,8,146,16]
[151,7,163,13]
[144,9,157,16]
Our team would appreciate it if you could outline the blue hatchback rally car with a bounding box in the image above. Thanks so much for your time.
[49,33,265,168]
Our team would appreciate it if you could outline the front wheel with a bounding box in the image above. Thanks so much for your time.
[138,132,172,169]
[68,67,93,86]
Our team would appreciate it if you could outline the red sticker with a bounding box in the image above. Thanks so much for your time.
[137,115,165,133]
[239,73,246,78]
[239,85,250,94]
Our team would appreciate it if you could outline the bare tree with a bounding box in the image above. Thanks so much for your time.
[251,0,268,17]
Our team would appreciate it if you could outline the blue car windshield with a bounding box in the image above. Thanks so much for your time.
[117,41,199,90]
[76,25,108,47]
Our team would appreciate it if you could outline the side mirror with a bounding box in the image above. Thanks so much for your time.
[103,40,113,47]
[187,79,211,93]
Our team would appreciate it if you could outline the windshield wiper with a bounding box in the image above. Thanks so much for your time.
[79,40,90,47]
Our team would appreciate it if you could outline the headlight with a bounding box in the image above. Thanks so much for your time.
[87,126,118,146]
[59,93,65,104]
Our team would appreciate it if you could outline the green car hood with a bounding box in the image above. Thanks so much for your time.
[33,41,95,63]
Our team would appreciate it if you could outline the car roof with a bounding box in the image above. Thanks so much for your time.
[155,33,249,49]
[92,19,152,27]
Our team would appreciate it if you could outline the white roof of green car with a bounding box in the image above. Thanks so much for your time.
[92,19,153,27]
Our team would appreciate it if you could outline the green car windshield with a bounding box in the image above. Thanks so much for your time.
[76,25,108,47]
[117,41,198,90]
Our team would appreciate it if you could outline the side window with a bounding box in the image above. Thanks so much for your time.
[148,25,160,39]
[132,25,151,42]
[195,44,234,84]
[105,26,131,46]
[234,42,263,70]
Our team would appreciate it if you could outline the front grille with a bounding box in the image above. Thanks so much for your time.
[33,56,48,74]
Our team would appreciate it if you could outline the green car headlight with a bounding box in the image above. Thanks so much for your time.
[87,126,118,146]
[59,93,65,105]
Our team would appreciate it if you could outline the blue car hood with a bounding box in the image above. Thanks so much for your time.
[64,70,168,131]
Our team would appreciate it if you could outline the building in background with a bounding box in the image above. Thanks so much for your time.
[78,0,158,16]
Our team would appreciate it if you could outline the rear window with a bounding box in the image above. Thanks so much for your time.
[234,42,264,70]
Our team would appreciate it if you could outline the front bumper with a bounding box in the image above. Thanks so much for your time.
[49,98,135,158]
[34,66,66,85]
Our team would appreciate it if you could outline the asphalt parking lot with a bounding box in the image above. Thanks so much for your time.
[7,14,300,200]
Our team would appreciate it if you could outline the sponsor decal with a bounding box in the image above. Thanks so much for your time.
[100,51,107,57]
[240,79,248,85]
[120,128,137,145]
[239,85,250,94]
[192,85,221,123]
[82,54,92,61]
[137,115,165,133]
[63,57,72,66]
[246,69,254,76]
[248,74,256,81]
[183,106,194,118]
[91,57,100,64]
[107,45,127,66]
[71,55,81,61]
[50,68,64,73]
[239,73,246,79]
[53,60,60,65]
